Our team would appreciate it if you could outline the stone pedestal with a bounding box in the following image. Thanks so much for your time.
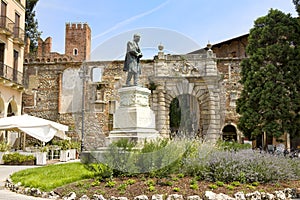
[107,86,159,144]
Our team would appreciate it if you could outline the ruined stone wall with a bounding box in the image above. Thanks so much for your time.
[22,33,249,147]
[23,61,82,140]
[37,37,52,57]
[22,51,243,147]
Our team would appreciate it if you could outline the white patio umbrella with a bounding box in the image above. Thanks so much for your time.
[0,114,69,142]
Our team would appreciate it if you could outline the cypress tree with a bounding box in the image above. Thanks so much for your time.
[236,9,300,140]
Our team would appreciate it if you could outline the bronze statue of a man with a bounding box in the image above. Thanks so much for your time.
[123,34,143,86]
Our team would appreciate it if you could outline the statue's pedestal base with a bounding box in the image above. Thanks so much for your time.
[107,86,159,144]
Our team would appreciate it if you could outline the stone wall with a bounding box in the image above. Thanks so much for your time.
[22,32,249,149]
[23,61,82,141]
[22,49,238,149]
[212,35,248,141]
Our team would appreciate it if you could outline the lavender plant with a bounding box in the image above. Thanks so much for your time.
[182,147,300,183]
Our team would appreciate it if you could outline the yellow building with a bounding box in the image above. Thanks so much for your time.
[0,0,25,119]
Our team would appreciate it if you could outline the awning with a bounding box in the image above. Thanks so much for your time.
[0,114,69,142]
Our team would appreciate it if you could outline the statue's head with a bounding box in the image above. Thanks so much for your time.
[133,34,141,43]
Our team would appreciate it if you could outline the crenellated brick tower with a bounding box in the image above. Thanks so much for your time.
[65,22,91,61]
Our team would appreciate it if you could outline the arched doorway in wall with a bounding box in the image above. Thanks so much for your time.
[222,124,237,141]
[169,94,200,139]
[7,100,17,117]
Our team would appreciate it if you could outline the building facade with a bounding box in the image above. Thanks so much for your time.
[0,0,25,117]
[0,0,25,143]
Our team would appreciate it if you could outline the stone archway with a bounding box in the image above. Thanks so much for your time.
[163,79,215,140]
[149,50,223,142]
[222,124,237,141]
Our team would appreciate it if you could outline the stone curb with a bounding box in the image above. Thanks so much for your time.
[5,178,300,200]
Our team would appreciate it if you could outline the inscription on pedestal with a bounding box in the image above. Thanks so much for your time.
[107,86,159,144]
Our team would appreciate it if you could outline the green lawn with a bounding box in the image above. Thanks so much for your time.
[10,162,94,191]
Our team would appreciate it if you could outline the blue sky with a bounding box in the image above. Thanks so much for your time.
[35,0,297,60]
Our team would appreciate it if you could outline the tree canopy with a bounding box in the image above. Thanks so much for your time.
[236,9,300,140]
[293,0,300,16]
[25,0,41,52]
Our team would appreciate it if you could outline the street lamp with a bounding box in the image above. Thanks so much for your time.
[78,64,89,153]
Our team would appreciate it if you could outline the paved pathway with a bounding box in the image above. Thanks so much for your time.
[0,165,49,200]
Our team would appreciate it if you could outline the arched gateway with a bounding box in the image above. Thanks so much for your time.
[148,49,223,142]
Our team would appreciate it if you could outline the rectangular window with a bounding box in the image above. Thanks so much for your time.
[0,43,4,76]
[13,50,18,82]
[0,43,4,63]
[0,1,7,28]
[14,13,20,38]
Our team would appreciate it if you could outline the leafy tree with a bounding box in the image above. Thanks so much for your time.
[293,0,300,16]
[236,9,300,140]
[169,97,181,132]
[25,0,41,53]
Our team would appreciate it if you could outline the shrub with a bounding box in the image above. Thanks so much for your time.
[91,180,100,186]
[92,139,300,184]
[208,184,218,190]
[226,185,235,190]
[165,181,173,186]
[246,185,256,190]
[126,179,136,185]
[38,146,49,152]
[105,180,116,188]
[190,179,197,185]
[148,185,156,192]
[137,138,182,177]
[113,138,136,151]
[58,140,71,150]
[117,183,127,191]
[231,181,240,187]
[251,181,260,186]
[182,147,300,183]
[177,173,184,178]
[173,187,180,192]
[69,141,80,151]
[190,183,198,190]
[216,181,224,187]
[0,141,11,152]
[84,163,113,181]
[146,179,155,186]
[101,141,138,176]
[217,140,252,151]
[101,138,185,177]
[3,153,35,165]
